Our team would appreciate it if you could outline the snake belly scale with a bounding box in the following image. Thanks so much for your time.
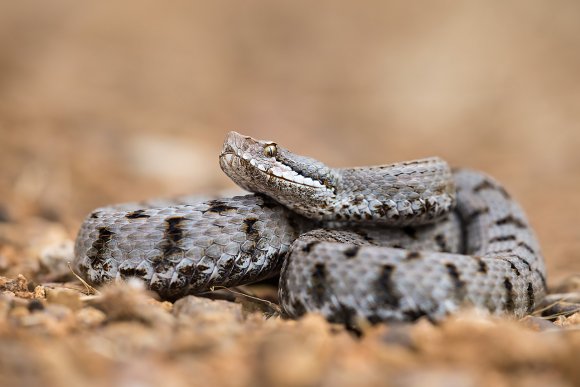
[74,131,546,323]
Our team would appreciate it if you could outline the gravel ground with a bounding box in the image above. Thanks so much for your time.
[0,2,579,386]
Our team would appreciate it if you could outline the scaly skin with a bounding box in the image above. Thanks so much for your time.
[220,132,455,225]
[74,131,546,323]
[279,170,546,323]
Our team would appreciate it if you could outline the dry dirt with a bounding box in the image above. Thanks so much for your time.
[0,2,579,386]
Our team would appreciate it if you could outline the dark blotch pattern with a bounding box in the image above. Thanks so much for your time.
[374,264,401,308]
[435,233,448,251]
[474,256,488,273]
[527,282,535,312]
[402,226,417,239]
[242,217,259,240]
[177,263,196,276]
[203,200,237,214]
[119,266,149,278]
[159,216,187,256]
[151,255,172,273]
[503,277,515,312]
[445,263,466,301]
[328,303,359,331]
[406,251,422,260]
[88,227,114,264]
[125,209,151,219]
[310,263,329,307]
[402,308,429,322]
[343,245,360,259]
[302,240,320,253]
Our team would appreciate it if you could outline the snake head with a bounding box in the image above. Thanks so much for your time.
[220,131,339,217]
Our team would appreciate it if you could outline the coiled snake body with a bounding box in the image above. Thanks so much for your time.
[74,132,546,323]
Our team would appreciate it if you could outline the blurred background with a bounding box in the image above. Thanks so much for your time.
[0,1,578,281]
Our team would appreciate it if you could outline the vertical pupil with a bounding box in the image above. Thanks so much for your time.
[265,145,276,156]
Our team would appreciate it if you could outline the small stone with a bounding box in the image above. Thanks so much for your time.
[27,299,45,313]
[46,288,83,311]
[34,285,46,299]
[173,295,244,323]
[38,240,74,280]
[0,274,30,294]
[520,316,559,331]
[75,306,107,328]
[554,312,580,327]
[89,280,173,327]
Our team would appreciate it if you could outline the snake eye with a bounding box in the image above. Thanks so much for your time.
[263,144,278,157]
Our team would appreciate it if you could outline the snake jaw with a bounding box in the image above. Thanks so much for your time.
[221,151,330,191]
[264,162,329,190]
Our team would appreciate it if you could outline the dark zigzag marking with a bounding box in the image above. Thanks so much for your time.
[489,235,517,243]
[517,241,536,255]
[473,179,511,199]
[495,215,527,228]
[486,251,533,272]
[507,254,532,272]
[505,260,521,276]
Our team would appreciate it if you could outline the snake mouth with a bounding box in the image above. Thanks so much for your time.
[265,169,327,190]
[220,151,329,191]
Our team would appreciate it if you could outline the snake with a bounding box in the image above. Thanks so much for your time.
[74,131,547,324]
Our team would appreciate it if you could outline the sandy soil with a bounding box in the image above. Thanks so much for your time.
[0,2,578,386]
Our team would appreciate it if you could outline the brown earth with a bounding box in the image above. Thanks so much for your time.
[0,2,578,386]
